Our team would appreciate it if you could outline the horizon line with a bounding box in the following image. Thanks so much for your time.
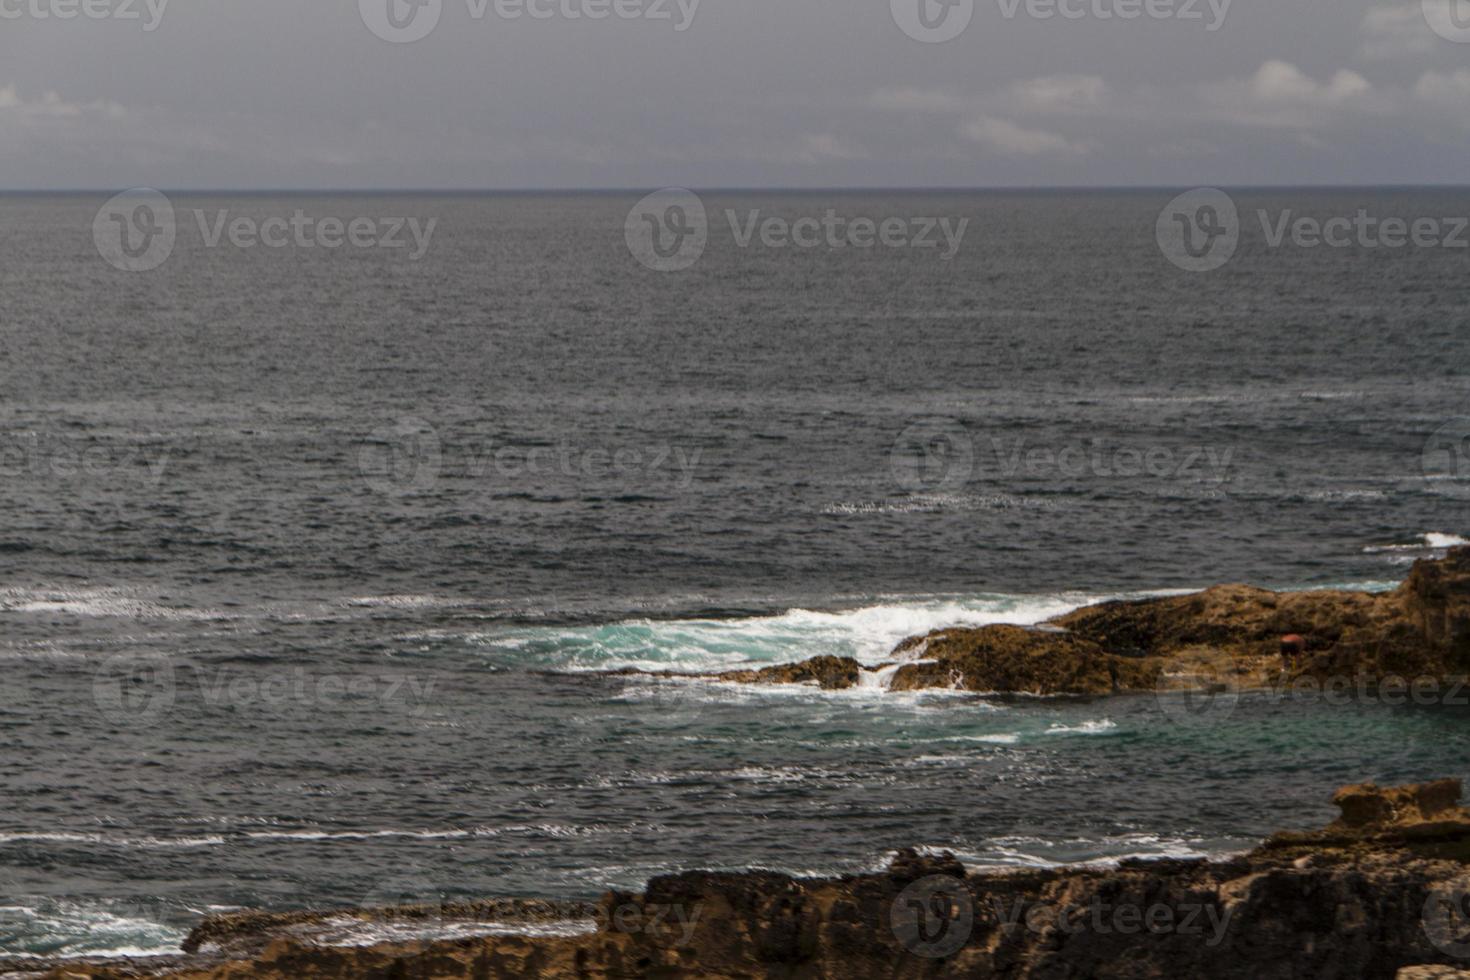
[5,182,1470,195]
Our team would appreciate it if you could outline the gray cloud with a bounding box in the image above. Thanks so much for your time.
[0,0,1466,188]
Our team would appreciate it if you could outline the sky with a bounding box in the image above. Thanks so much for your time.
[1,0,1468,189]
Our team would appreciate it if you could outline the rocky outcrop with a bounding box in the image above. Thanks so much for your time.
[710,655,864,690]
[1052,548,1470,686]
[622,550,1470,700]
[874,548,1470,697]
[1330,781,1470,833]
[25,780,1470,980]
[886,625,1161,696]
[1051,583,1384,660]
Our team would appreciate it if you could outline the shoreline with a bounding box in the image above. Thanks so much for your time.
[7,550,1470,977]
[10,780,1470,979]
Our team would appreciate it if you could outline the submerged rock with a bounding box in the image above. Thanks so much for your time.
[711,655,863,690]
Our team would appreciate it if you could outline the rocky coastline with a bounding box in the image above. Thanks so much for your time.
[653,546,1470,698]
[9,780,1470,979]
[10,553,1470,979]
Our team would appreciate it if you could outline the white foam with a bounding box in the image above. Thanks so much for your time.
[857,663,903,693]
[942,733,1021,745]
[0,826,577,849]
[303,917,597,948]
[1363,532,1468,554]
[485,591,1115,673]
[0,832,225,849]
[1044,719,1118,737]
[0,587,232,622]
[823,494,1061,515]
[343,595,470,610]
[0,900,187,960]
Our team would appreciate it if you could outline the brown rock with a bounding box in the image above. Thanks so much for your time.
[32,780,1470,980]
[886,624,1162,696]
[712,655,862,690]
[1331,780,1470,831]
[1052,583,1382,660]
[883,547,1470,697]
[623,550,1470,699]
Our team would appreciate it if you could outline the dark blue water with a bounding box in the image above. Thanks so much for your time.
[1,190,1469,958]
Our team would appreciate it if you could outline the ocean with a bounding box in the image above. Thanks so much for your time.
[2,189,1469,958]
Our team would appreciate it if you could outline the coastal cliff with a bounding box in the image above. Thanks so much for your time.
[17,780,1470,979]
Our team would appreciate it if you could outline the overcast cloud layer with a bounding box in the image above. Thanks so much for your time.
[2,0,1469,189]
